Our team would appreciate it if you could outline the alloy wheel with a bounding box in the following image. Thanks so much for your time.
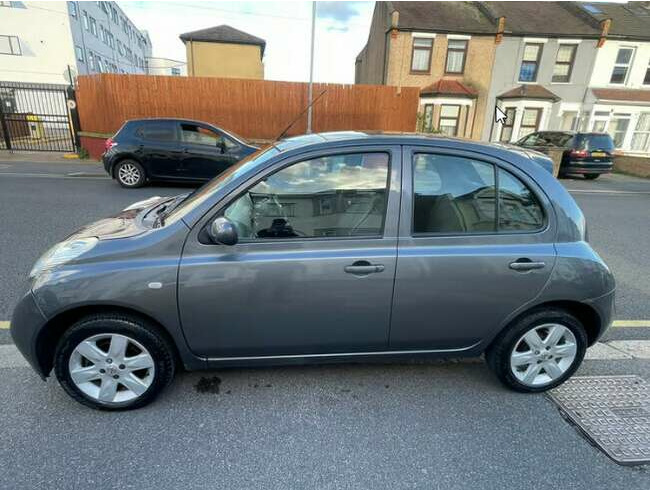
[68,333,155,404]
[509,323,577,387]
[118,163,141,186]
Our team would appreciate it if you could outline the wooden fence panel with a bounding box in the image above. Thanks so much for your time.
[76,74,419,139]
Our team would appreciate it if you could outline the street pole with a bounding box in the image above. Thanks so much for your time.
[307,1,316,133]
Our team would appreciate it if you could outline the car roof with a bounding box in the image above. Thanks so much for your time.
[126,117,215,126]
[272,131,540,158]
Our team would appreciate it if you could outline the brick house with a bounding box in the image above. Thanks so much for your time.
[355,2,498,139]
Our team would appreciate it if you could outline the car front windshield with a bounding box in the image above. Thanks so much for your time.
[163,145,280,223]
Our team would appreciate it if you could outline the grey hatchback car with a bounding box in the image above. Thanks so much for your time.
[11,132,615,410]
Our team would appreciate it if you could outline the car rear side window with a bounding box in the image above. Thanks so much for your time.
[223,152,390,239]
[139,122,177,142]
[413,153,544,235]
[413,154,496,234]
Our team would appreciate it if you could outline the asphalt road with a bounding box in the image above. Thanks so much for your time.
[0,160,649,489]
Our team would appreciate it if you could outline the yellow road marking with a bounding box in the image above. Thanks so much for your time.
[613,320,650,328]
[0,320,648,330]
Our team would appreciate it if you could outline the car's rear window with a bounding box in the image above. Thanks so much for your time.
[574,134,615,151]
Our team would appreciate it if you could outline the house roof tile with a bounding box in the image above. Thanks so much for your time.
[420,79,478,98]
[179,25,266,56]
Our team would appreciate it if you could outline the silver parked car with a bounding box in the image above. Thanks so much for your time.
[11,132,615,410]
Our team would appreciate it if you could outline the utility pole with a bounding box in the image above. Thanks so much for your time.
[307,1,316,133]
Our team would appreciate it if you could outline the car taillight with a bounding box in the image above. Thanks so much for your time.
[104,138,117,150]
[570,149,588,158]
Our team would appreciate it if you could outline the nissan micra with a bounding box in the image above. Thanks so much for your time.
[11,132,615,410]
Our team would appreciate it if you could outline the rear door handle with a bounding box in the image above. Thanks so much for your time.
[344,260,385,275]
[509,259,546,271]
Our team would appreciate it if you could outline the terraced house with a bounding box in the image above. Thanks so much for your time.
[355,2,650,156]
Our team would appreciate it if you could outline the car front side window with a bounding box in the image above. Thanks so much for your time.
[181,124,224,148]
[223,152,390,240]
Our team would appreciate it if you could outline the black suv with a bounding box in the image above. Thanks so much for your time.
[102,118,259,188]
[515,131,615,179]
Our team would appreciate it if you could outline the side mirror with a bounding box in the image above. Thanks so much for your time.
[208,217,238,246]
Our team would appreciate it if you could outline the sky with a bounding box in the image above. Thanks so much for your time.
[118,1,375,83]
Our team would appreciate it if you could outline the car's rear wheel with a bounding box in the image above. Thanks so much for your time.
[486,308,587,392]
[584,173,600,180]
[54,314,175,410]
[115,159,146,188]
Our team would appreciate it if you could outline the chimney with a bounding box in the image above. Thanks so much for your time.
[598,19,611,48]
[495,16,506,44]
[390,10,399,39]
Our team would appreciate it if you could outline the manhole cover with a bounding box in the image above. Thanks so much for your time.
[548,376,650,465]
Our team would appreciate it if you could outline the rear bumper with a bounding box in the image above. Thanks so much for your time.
[563,161,613,175]
[585,289,616,344]
[10,291,48,378]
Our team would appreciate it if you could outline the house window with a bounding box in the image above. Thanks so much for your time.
[631,113,650,151]
[518,108,541,138]
[0,35,21,56]
[499,108,516,142]
[68,2,77,17]
[171,67,181,76]
[519,43,543,82]
[82,10,89,30]
[75,45,84,62]
[644,61,650,85]
[89,17,97,36]
[87,50,94,70]
[421,104,434,132]
[0,1,12,7]
[610,48,634,84]
[608,115,631,147]
[552,45,577,83]
[411,37,433,73]
[96,56,104,73]
[445,39,467,74]
[439,105,460,136]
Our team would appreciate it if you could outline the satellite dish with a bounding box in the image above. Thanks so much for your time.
[63,66,78,84]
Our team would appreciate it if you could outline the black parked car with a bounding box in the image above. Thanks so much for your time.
[515,131,615,179]
[102,118,259,188]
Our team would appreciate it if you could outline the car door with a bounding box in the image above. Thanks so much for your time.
[137,121,182,178]
[389,146,556,351]
[178,146,401,359]
[178,122,239,180]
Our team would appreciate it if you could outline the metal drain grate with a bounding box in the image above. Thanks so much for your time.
[548,376,650,465]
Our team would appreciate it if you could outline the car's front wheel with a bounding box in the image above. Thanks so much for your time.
[54,314,175,410]
[115,159,147,188]
[486,308,587,392]
[584,173,600,180]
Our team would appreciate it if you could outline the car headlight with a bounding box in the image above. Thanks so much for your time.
[29,237,99,278]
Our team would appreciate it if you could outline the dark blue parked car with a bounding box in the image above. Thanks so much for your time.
[102,118,258,188]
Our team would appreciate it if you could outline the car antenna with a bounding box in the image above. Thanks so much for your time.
[275,89,328,141]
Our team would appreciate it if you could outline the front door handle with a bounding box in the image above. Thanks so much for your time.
[344,260,385,275]
[509,259,546,271]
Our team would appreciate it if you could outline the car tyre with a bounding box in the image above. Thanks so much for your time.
[584,173,600,180]
[486,308,587,393]
[115,159,147,188]
[54,313,175,411]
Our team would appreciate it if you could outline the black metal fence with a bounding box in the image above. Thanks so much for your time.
[0,81,77,152]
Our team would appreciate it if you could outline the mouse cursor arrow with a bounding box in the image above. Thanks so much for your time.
[495,106,507,124]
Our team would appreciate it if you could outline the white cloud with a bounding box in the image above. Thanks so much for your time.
[118,0,374,83]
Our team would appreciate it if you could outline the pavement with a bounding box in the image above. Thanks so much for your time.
[0,158,649,489]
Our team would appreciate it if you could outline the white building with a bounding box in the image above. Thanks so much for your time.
[147,57,187,77]
[0,1,152,85]
[585,38,650,155]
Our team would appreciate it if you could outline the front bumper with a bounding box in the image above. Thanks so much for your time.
[10,290,48,378]
[563,161,613,175]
